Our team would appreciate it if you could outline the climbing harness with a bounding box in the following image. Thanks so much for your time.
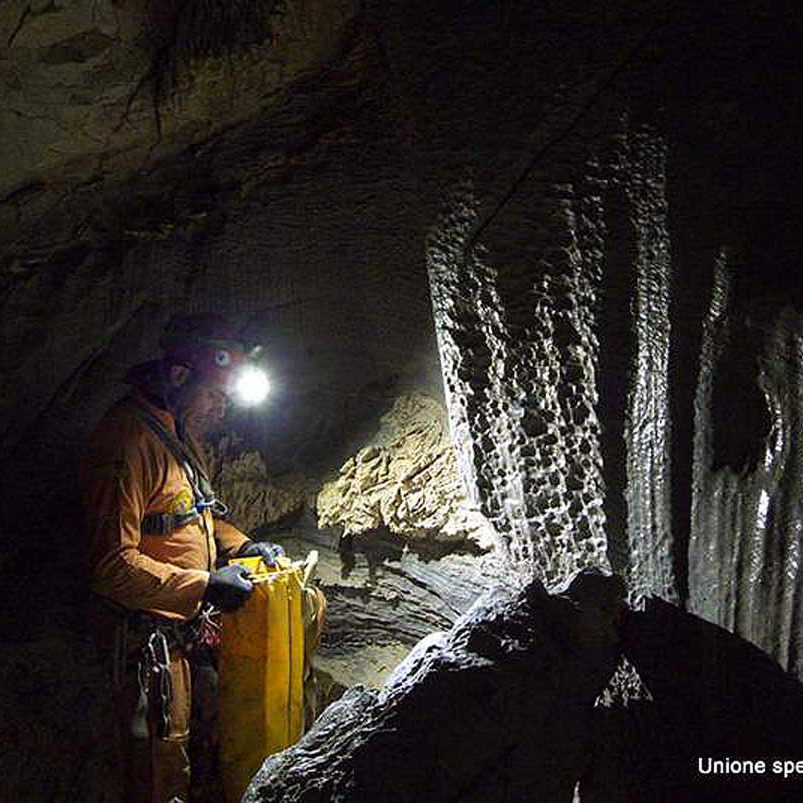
[135,402,230,539]
[174,604,223,653]
[116,400,231,740]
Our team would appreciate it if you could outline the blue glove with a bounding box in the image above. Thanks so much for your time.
[237,540,286,567]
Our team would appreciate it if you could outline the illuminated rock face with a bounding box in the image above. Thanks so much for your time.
[212,450,308,534]
[317,392,494,547]
[212,393,499,698]
[427,128,674,599]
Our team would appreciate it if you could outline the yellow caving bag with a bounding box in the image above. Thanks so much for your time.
[218,551,325,802]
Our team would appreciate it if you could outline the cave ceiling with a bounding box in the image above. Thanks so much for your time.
[0,0,372,272]
[0,0,359,201]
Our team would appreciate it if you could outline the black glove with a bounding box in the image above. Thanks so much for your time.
[237,540,286,567]
[205,564,254,612]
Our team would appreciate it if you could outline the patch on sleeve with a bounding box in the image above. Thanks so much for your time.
[169,487,195,515]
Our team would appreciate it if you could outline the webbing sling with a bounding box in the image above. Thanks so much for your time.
[134,402,229,536]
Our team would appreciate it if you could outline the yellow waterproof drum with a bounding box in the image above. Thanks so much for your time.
[218,553,318,802]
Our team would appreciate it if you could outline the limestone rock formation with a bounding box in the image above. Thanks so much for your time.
[0,0,359,202]
[317,393,494,547]
[690,278,803,677]
[244,569,625,803]
[580,596,803,803]
[206,404,500,695]
[290,530,498,693]
[1,3,803,801]
[245,575,803,803]
[212,448,308,534]
[206,394,499,696]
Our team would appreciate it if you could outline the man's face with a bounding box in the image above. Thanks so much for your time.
[174,379,229,437]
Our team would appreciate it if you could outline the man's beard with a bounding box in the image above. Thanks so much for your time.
[182,409,224,440]
[168,382,223,440]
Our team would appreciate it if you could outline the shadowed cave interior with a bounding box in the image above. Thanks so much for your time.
[2,1,803,801]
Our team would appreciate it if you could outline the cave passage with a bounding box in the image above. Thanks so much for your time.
[2,1,803,801]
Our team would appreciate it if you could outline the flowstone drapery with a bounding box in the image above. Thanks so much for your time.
[690,257,803,677]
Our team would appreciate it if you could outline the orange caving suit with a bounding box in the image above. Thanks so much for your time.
[80,390,249,803]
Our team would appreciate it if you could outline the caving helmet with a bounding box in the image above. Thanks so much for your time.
[160,313,270,406]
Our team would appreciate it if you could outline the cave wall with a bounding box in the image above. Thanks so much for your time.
[1,1,803,799]
[7,2,798,619]
[658,2,803,676]
[1,1,686,601]
[427,125,674,598]
[1,13,451,794]
[212,392,498,695]
[690,272,803,676]
[0,45,439,558]
[408,0,803,681]
[0,0,800,668]
[316,392,492,546]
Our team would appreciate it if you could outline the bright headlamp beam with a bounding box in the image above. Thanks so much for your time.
[234,366,270,406]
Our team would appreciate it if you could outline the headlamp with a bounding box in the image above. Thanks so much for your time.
[232,364,270,407]
[160,315,271,407]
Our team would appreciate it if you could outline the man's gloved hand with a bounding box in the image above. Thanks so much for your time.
[205,564,254,612]
[237,540,286,567]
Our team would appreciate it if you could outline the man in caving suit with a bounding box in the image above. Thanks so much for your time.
[80,313,283,802]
